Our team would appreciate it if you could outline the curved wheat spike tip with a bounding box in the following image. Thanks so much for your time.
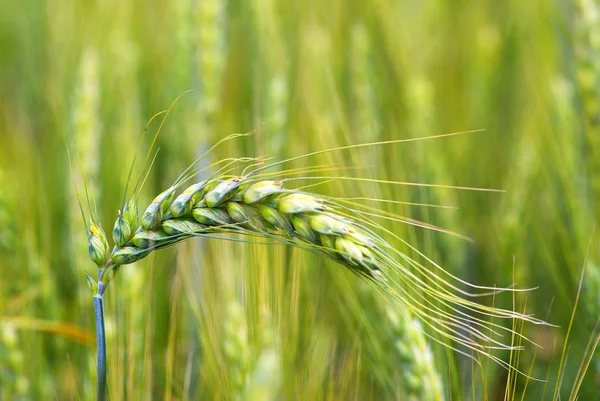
[91,130,548,372]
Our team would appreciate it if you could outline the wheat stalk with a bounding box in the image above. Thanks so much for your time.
[76,100,549,399]
[93,162,546,362]
[83,161,542,400]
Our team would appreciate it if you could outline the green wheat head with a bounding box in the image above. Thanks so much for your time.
[75,98,549,385]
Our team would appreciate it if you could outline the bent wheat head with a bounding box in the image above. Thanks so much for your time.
[80,119,547,376]
[89,169,545,367]
[110,178,383,282]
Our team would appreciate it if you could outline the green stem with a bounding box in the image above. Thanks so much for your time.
[94,269,107,401]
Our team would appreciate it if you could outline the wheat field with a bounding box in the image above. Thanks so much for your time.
[0,0,599,400]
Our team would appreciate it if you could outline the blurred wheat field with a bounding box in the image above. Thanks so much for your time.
[1,0,599,400]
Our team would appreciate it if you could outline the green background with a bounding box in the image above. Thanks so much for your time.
[0,0,599,399]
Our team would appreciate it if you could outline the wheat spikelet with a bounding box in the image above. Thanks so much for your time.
[196,0,226,119]
[222,300,251,395]
[338,273,445,399]
[1,323,29,398]
[239,304,281,400]
[385,305,444,400]
[70,49,103,285]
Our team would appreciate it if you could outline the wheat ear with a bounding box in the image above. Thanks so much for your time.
[82,125,550,400]
[97,168,547,361]
[108,178,385,281]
